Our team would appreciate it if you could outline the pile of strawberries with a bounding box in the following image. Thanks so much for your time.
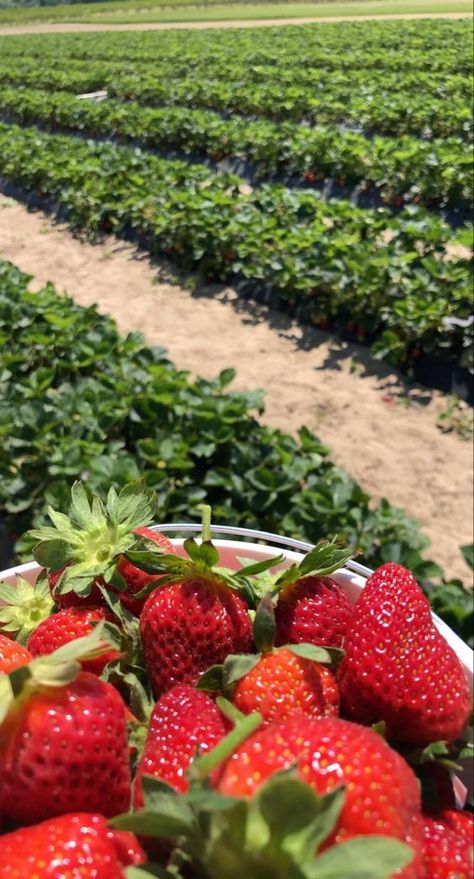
[0,481,472,879]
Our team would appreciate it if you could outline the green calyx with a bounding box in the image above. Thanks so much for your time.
[0,572,55,644]
[272,537,355,595]
[124,507,286,603]
[0,623,112,725]
[113,770,412,879]
[28,480,157,598]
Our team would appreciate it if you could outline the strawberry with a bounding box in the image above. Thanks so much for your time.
[337,563,472,745]
[134,683,230,805]
[0,631,31,673]
[27,606,120,674]
[141,576,253,698]
[0,628,132,825]
[198,597,340,724]
[231,646,339,723]
[116,715,419,879]
[420,811,474,878]
[136,512,279,697]
[0,813,145,878]
[272,540,355,649]
[29,481,175,615]
[216,717,421,842]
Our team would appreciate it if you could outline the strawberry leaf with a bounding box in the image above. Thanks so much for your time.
[306,835,413,878]
[287,643,343,665]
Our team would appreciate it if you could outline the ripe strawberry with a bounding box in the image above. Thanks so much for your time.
[0,630,132,825]
[0,631,31,673]
[337,563,472,745]
[134,684,229,805]
[136,509,275,697]
[216,716,423,876]
[0,813,145,879]
[198,598,340,724]
[271,540,355,650]
[421,811,473,878]
[232,646,339,723]
[29,481,175,615]
[141,577,253,697]
[27,606,120,674]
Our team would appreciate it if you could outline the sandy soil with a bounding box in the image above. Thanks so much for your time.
[0,10,470,35]
[0,194,472,579]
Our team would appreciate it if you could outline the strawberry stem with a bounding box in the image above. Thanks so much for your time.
[200,504,212,543]
[191,711,262,781]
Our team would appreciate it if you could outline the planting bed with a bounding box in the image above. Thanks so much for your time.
[0,18,472,381]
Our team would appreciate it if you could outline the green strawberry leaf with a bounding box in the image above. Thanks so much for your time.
[258,773,345,860]
[196,664,226,692]
[287,643,344,665]
[33,538,71,571]
[305,835,413,879]
[235,554,286,579]
[113,776,197,838]
[274,538,354,591]
[124,866,174,879]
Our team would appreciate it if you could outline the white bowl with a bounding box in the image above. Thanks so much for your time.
[1,523,472,803]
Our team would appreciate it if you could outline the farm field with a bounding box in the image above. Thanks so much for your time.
[0,18,472,592]
[0,0,470,27]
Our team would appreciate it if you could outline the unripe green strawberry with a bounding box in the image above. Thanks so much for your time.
[0,813,145,878]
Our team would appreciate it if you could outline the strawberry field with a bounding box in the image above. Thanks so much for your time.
[0,18,472,383]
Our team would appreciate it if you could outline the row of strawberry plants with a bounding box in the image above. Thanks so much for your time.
[1,258,471,645]
[1,87,470,209]
[1,19,471,73]
[6,52,470,101]
[0,60,471,141]
[0,123,471,371]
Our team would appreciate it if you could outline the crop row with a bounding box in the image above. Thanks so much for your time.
[1,87,470,210]
[6,53,471,102]
[1,258,472,646]
[1,19,471,73]
[0,123,471,371]
[0,61,471,141]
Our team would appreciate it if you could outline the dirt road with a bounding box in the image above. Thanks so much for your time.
[0,194,472,579]
[0,10,470,36]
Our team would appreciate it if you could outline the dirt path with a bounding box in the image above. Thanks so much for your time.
[0,10,470,35]
[0,195,472,579]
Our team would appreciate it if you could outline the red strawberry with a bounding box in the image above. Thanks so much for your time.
[29,481,176,615]
[337,563,472,745]
[141,577,253,697]
[436,809,474,843]
[117,525,173,616]
[216,716,423,877]
[232,646,339,723]
[421,811,473,878]
[27,606,120,674]
[134,684,229,805]
[0,631,31,673]
[0,630,131,825]
[271,538,354,650]
[0,813,145,878]
[198,599,340,725]
[275,575,353,648]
